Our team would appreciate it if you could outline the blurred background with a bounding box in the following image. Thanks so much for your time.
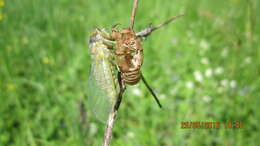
[0,0,259,145]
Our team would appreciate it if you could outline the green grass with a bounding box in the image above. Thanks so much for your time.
[0,0,259,145]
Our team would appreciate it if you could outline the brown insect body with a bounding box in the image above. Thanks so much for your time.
[112,27,143,85]
[102,0,183,144]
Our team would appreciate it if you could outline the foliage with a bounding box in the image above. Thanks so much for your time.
[0,0,259,145]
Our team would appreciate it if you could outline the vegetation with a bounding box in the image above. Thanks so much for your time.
[0,0,259,145]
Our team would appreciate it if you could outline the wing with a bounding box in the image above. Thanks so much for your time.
[87,32,120,123]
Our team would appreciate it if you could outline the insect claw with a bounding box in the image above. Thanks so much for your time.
[112,24,121,30]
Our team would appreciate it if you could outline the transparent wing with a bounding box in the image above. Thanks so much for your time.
[87,41,119,123]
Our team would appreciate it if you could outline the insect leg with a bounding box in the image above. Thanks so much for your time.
[102,39,115,49]
[95,28,116,49]
[141,73,162,108]
[96,28,114,40]
[114,72,126,110]
[112,24,121,30]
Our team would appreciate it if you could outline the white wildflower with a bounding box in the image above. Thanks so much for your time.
[220,79,229,87]
[160,94,166,100]
[214,67,224,75]
[89,123,98,136]
[127,131,135,139]
[194,71,203,82]
[132,88,142,96]
[171,37,178,45]
[205,68,213,78]
[217,87,224,93]
[186,81,194,89]
[221,48,228,57]
[200,40,210,50]
[202,95,211,103]
[230,80,237,88]
[201,57,209,65]
[244,57,252,64]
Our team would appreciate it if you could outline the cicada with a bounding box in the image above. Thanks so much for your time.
[87,28,121,123]
[87,27,161,123]
[88,0,183,123]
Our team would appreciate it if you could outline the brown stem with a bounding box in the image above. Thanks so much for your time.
[130,0,139,29]
[102,110,118,146]
[136,13,185,37]
[102,73,125,146]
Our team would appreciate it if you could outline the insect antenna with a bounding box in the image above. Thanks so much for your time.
[130,0,139,29]
[141,73,162,108]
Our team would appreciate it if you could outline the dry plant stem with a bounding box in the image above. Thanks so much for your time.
[102,91,124,146]
[136,13,185,37]
[102,110,118,146]
[103,73,125,146]
[130,0,139,29]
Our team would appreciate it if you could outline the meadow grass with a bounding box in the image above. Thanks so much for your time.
[0,0,259,145]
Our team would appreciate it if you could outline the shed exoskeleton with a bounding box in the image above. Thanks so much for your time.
[88,0,184,123]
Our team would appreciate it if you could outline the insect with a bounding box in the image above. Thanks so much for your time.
[87,28,121,123]
[88,0,183,123]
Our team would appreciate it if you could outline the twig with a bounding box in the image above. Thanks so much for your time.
[102,109,118,146]
[103,73,125,146]
[130,0,139,29]
[136,13,185,37]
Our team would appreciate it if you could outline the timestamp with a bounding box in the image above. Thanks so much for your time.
[181,121,243,129]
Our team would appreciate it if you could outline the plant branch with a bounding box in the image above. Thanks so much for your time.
[102,73,125,146]
[136,13,184,38]
[130,0,139,29]
[102,109,118,146]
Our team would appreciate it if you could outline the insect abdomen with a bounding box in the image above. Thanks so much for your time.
[122,69,141,85]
